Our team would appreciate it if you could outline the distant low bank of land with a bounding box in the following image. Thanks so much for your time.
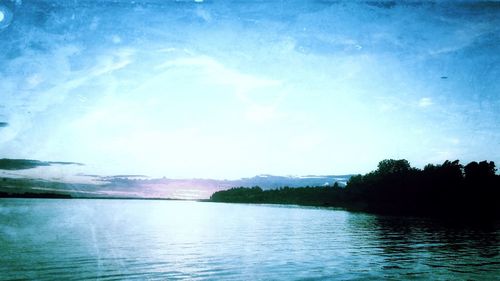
[0,191,72,199]
[0,191,184,201]
[210,159,500,219]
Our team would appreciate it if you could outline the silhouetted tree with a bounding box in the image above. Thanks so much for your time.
[377,159,411,175]
[464,161,496,180]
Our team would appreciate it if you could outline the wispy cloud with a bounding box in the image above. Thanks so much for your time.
[157,56,282,96]
[245,105,281,123]
[418,97,433,108]
[157,55,285,123]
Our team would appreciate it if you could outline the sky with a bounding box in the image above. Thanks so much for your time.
[0,0,499,180]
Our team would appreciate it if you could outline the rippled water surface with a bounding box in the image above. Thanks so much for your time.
[0,199,499,280]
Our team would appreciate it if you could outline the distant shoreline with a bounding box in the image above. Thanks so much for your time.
[0,192,189,201]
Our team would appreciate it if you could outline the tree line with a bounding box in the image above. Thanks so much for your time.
[210,159,500,219]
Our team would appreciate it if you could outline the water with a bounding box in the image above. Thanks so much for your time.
[0,199,498,280]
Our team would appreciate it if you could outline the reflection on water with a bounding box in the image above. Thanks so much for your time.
[347,214,499,279]
[0,199,498,280]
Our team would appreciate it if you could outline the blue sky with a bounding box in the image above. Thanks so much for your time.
[0,0,499,179]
